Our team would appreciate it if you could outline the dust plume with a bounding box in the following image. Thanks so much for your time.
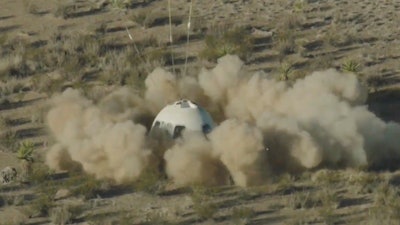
[164,132,230,187]
[46,54,400,187]
[46,88,152,184]
[209,119,270,187]
[144,68,179,114]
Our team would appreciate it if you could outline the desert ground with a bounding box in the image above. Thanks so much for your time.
[1,0,400,224]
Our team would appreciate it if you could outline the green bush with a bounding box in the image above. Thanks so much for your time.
[341,59,361,74]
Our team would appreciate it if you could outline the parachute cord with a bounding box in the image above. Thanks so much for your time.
[125,25,150,74]
[168,0,176,74]
[183,0,193,77]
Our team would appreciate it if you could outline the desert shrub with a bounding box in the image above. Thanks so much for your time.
[0,34,7,47]
[324,25,357,47]
[373,183,400,210]
[293,0,308,13]
[0,130,18,152]
[274,173,295,193]
[341,59,361,74]
[277,62,294,81]
[30,104,48,124]
[0,115,11,130]
[190,186,218,220]
[31,194,53,216]
[287,191,318,210]
[345,171,382,194]
[183,14,207,33]
[17,141,35,181]
[134,166,166,195]
[131,8,155,29]
[368,182,400,223]
[35,178,59,202]
[231,206,255,224]
[109,0,129,9]
[0,78,25,95]
[29,163,51,184]
[22,0,41,15]
[62,35,100,81]
[0,41,46,79]
[44,33,102,83]
[311,169,345,186]
[115,212,137,225]
[272,13,303,58]
[0,207,28,225]
[0,194,24,206]
[274,30,296,56]
[1,195,13,206]
[100,45,167,90]
[54,2,76,19]
[98,49,133,85]
[30,74,49,93]
[72,175,106,200]
[50,204,84,225]
[200,25,253,62]
[316,188,339,225]
[0,54,27,79]
[143,211,174,225]
[49,79,66,94]
[309,53,334,71]
[193,199,217,221]
[12,195,25,206]
[16,141,34,162]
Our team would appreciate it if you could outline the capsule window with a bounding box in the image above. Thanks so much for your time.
[202,124,211,134]
[173,125,185,139]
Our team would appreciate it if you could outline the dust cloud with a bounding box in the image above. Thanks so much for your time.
[46,88,152,184]
[46,55,400,187]
[164,132,230,187]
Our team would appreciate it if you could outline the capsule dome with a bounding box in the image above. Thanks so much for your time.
[150,99,214,138]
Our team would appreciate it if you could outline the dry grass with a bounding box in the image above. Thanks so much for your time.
[30,194,53,217]
[287,191,318,210]
[0,130,18,152]
[230,206,255,224]
[133,164,166,194]
[368,182,400,223]
[70,174,109,200]
[200,25,254,62]
[50,204,84,225]
[0,207,28,225]
[190,185,219,221]
[130,8,155,29]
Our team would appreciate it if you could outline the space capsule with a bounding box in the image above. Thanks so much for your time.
[150,99,214,138]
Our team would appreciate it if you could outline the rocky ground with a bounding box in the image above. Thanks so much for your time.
[1,0,400,224]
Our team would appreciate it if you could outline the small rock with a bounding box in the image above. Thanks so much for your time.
[251,28,273,37]
[54,188,71,200]
[1,167,17,184]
